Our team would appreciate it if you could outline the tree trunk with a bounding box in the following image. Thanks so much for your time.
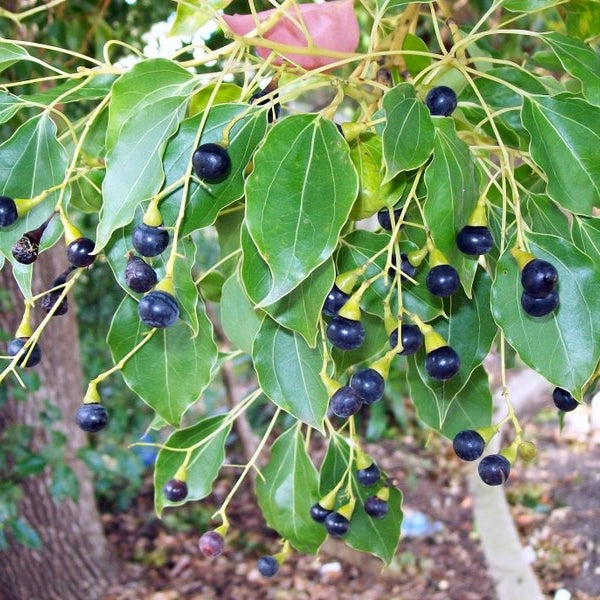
[0,246,117,600]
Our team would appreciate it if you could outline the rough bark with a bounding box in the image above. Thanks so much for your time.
[0,246,117,600]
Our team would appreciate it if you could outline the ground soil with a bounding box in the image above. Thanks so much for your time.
[102,397,600,600]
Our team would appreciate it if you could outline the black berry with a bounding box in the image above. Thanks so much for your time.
[138,290,179,328]
[453,430,485,461]
[125,255,158,293]
[67,237,96,267]
[198,530,225,557]
[426,264,460,297]
[521,290,559,317]
[322,285,350,317]
[41,289,68,316]
[356,463,380,487]
[7,338,42,368]
[326,316,365,350]
[310,502,332,523]
[364,496,388,519]
[425,86,458,116]
[132,223,170,257]
[249,89,281,123]
[456,226,494,255]
[324,511,350,538]
[163,478,188,502]
[257,556,279,578]
[12,236,39,264]
[75,403,108,433]
[521,259,558,298]
[389,324,423,355]
[478,454,511,486]
[0,196,18,227]
[192,143,231,183]
[425,345,461,380]
[552,387,579,412]
[377,206,403,231]
[329,386,362,418]
[350,368,385,405]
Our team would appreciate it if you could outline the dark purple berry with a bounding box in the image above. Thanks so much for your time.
[198,530,225,557]
[0,196,18,227]
[425,86,458,116]
[125,255,158,293]
[453,430,485,461]
[7,337,42,368]
[552,387,579,412]
[75,403,108,433]
[377,206,403,231]
[324,511,350,538]
[249,89,280,123]
[425,346,460,380]
[257,555,279,577]
[41,290,68,316]
[521,290,558,317]
[329,386,362,418]
[456,226,493,255]
[478,454,511,486]
[310,502,332,523]
[132,223,170,257]
[67,237,96,267]
[326,316,365,350]
[356,463,380,487]
[364,496,388,519]
[388,253,417,280]
[521,259,558,298]
[426,264,460,297]
[389,324,423,355]
[138,290,179,328]
[322,285,350,317]
[12,235,39,264]
[163,478,188,502]
[192,143,231,182]
[350,368,385,405]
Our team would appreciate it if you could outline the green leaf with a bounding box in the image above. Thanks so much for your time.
[154,415,231,516]
[521,95,600,215]
[22,74,118,105]
[544,32,600,107]
[319,436,402,564]
[245,115,358,305]
[107,296,217,426]
[402,33,432,78]
[0,41,30,73]
[252,317,329,430]
[382,83,435,180]
[10,518,42,549]
[96,59,196,251]
[169,0,233,36]
[49,463,80,502]
[562,0,600,41]
[0,92,22,124]
[491,233,600,398]
[522,193,570,238]
[571,215,600,261]
[502,0,556,11]
[424,118,480,295]
[255,426,326,554]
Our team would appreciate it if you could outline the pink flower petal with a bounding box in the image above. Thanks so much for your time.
[223,0,359,70]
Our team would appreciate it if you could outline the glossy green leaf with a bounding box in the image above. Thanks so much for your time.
[503,0,556,10]
[544,32,600,106]
[0,41,30,73]
[382,83,435,180]
[0,92,22,124]
[22,74,118,105]
[319,436,402,564]
[521,95,600,215]
[571,215,600,262]
[169,0,232,36]
[491,233,600,398]
[562,0,600,40]
[252,316,328,430]
[255,426,326,554]
[96,59,196,251]
[424,118,480,295]
[107,296,217,426]
[402,33,432,78]
[522,193,570,238]
[154,415,231,516]
[245,115,358,305]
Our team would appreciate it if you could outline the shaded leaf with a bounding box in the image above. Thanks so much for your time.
[169,0,233,36]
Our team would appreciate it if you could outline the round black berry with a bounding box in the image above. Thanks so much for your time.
[138,290,179,328]
[456,226,494,255]
[7,338,42,368]
[425,86,458,117]
[520,290,559,317]
[249,89,281,123]
[389,324,423,355]
[326,316,365,350]
[521,259,558,298]
[198,530,225,557]
[125,255,158,293]
[478,454,511,486]
[12,236,39,264]
[41,290,68,316]
[163,478,188,502]
[67,237,96,267]
[425,346,460,380]
[329,386,362,418]
[192,143,231,183]
[322,285,350,317]
[426,264,460,297]
[310,502,332,523]
[377,206,403,231]
[350,368,385,405]
[0,196,18,227]
[324,511,350,538]
[132,223,170,257]
[356,463,380,487]
[75,403,108,433]
[364,496,388,519]
[257,556,279,578]
[552,387,579,412]
[453,430,485,461]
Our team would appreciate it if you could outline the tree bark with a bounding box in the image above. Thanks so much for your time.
[0,246,117,600]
